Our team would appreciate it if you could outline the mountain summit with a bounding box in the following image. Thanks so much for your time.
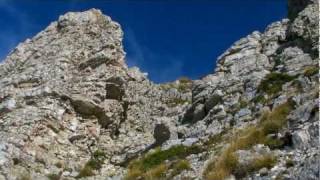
[0,1,318,179]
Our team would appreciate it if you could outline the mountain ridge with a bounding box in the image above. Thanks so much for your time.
[0,0,318,180]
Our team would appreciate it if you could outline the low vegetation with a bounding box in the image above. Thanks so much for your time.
[303,66,318,77]
[166,98,190,107]
[125,130,231,180]
[234,154,277,178]
[143,163,167,179]
[160,77,192,93]
[239,100,248,109]
[258,73,296,95]
[170,160,191,177]
[46,173,61,180]
[19,173,32,180]
[129,145,200,170]
[204,101,294,179]
[47,123,60,134]
[252,95,268,104]
[54,161,63,169]
[285,158,295,168]
[178,77,192,84]
[76,150,106,178]
[125,145,201,180]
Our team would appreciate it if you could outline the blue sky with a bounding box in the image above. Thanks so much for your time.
[0,0,287,83]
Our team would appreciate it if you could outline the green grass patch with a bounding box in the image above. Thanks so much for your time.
[252,95,268,104]
[137,145,200,170]
[304,66,318,77]
[125,145,201,180]
[258,73,296,95]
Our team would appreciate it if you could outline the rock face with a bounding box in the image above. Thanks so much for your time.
[0,1,318,180]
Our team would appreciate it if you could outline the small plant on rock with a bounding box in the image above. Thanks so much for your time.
[76,150,106,178]
[258,73,296,95]
[304,66,318,77]
[285,158,295,167]
[47,173,61,180]
[204,101,293,179]
[125,145,201,180]
[170,160,191,177]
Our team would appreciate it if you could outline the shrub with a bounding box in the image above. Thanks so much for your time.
[47,173,61,180]
[92,149,106,159]
[232,126,264,150]
[239,100,248,108]
[251,154,277,170]
[261,121,282,135]
[285,158,295,167]
[12,157,21,165]
[206,167,229,180]
[175,160,190,170]
[206,152,277,180]
[170,160,191,177]
[263,137,284,149]
[54,162,63,169]
[234,154,277,178]
[233,102,293,150]
[205,149,238,180]
[77,165,94,178]
[140,145,200,170]
[125,145,201,179]
[304,66,318,77]
[144,163,167,180]
[125,162,144,180]
[258,73,296,95]
[76,150,106,178]
[160,77,192,93]
[252,95,267,104]
[203,130,228,148]
[261,101,294,132]
[178,77,192,84]
[204,102,293,179]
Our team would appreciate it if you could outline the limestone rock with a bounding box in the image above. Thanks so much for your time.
[0,1,318,179]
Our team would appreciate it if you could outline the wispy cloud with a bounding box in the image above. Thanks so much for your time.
[124,28,146,67]
[155,57,184,83]
[124,27,185,83]
[0,0,37,61]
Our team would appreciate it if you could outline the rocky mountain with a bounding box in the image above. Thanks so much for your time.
[0,0,318,180]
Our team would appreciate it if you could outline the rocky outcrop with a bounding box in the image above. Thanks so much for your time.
[0,9,192,179]
[0,1,318,180]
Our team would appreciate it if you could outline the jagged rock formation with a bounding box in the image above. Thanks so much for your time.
[0,0,318,180]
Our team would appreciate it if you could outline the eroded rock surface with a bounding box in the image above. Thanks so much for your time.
[0,1,318,179]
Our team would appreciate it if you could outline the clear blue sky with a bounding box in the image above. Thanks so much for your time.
[0,0,287,83]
